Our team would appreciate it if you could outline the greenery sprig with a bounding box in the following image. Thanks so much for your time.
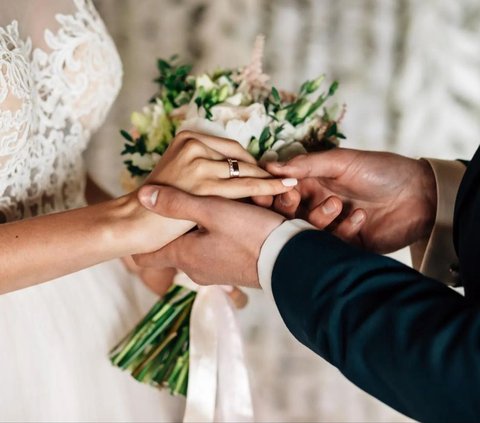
[154,57,196,112]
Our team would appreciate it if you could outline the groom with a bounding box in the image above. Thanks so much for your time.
[134,146,480,422]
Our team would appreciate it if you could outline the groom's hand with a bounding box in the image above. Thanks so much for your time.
[266,148,437,253]
[132,185,285,288]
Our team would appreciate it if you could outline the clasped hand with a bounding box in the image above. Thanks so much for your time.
[133,135,437,292]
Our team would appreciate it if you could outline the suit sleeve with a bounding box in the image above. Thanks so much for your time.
[410,159,466,286]
[272,229,480,423]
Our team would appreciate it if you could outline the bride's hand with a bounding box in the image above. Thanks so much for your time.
[123,130,297,256]
[126,131,285,303]
[145,130,297,197]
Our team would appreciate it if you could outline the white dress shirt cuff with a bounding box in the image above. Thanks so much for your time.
[257,219,316,301]
[410,158,466,285]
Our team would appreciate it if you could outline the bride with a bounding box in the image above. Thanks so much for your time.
[0,0,295,420]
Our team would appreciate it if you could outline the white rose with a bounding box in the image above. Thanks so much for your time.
[179,116,229,140]
[224,106,271,149]
[179,103,271,150]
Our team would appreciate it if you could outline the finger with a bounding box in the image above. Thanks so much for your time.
[138,184,257,231]
[121,255,139,273]
[138,185,212,227]
[140,267,177,296]
[265,149,355,179]
[222,286,249,309]
[176,131,256,164]
[135,231,216,286]
[272,189,301,218]
[195,158,272,180]
[200,177,298,199]
[133,231,197,269]
[175,138,226,161]
[331,208,366,242]
[251,195,274,208]
[307,196,343,229]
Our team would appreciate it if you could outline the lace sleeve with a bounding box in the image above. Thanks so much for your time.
[0,22,33,223]
[0,2,122,223]
[0,23,33,177]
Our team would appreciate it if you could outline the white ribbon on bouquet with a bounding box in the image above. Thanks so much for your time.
[175,274,254,422]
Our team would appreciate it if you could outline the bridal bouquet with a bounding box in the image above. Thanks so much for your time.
[110,36,345,399]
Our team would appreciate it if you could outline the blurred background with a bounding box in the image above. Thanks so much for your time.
[87,0,480,421]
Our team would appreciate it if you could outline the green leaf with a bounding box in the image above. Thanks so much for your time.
[121,143,138,155]
[124,161,150,177]
[274,124,285,136]
[271,87,281,103]
[325,122,338,138]
[136,135,148,155]
[120,129,134,142]
[304,94,327,120]
[157,59,172,73]
[258,127,271,146]
[328,81,339,97]
[176,64,193,77]
[298,81,309,97]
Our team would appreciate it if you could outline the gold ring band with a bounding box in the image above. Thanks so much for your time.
[227,158,240,178]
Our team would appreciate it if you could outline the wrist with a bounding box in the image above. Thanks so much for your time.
[101,193,147,256]
[107,191,196,256]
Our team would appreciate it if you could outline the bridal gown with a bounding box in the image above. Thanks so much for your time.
[0,0,184,420]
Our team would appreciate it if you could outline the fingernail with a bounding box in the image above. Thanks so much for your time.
[271,162,286,168]
[150,190,159,207]
[282,178,298,187]
[139,186,159,209]
[351,211,365,225]
[322,198,337,214]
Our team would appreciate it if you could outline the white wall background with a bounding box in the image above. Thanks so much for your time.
[87,1,480,421]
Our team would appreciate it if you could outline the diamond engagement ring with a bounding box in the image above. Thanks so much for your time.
[227,158,240,178]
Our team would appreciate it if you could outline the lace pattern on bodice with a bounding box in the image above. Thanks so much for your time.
[0,0,122,223]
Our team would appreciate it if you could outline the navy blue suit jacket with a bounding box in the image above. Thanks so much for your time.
[272,146,480,422]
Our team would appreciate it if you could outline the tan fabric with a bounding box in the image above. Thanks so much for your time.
[410,159,466,285]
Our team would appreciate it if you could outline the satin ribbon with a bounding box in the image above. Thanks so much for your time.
[175,274,254,422]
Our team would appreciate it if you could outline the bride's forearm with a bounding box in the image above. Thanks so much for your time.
[0,194,193,294]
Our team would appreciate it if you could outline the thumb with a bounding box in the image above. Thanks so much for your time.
[138,185,209,227]
[266,150,347,179]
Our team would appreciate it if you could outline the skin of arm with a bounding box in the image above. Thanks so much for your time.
[0,131,295,295]
[86,174,179,296]
[0,189,193,294]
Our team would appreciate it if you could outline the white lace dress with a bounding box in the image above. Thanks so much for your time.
[0,0,184,420]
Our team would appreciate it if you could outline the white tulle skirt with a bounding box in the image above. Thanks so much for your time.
[0,260,184,422]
